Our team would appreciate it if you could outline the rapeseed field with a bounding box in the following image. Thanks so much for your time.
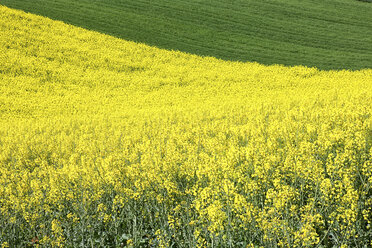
[0,6,371,248]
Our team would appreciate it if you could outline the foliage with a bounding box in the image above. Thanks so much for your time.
[0,6,372,247]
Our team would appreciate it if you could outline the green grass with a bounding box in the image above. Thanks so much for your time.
[2,0,372,70]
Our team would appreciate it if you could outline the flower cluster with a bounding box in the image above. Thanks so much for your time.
[0,6,371,247]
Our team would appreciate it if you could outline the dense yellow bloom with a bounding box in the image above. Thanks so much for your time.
[0,5,371,247]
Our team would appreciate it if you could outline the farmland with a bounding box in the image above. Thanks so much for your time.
[1,0,372,70]
[1,6,372,247]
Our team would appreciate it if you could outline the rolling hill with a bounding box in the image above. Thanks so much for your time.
[2,0,372,70]
[1,5,372,247]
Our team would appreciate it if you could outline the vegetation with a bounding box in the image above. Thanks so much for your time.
[1,0,372,70]
[1,6,371,247]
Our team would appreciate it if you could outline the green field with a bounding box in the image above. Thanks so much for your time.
[2,0,372,70]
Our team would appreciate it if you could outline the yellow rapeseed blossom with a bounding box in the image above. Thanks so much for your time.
[0,5,371,247]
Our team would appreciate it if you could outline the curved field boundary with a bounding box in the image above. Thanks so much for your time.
[1,0,372,70]
[1,6,372,247]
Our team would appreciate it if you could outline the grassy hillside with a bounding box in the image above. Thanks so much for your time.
[2,0,372,70]
[1,6,372,247]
